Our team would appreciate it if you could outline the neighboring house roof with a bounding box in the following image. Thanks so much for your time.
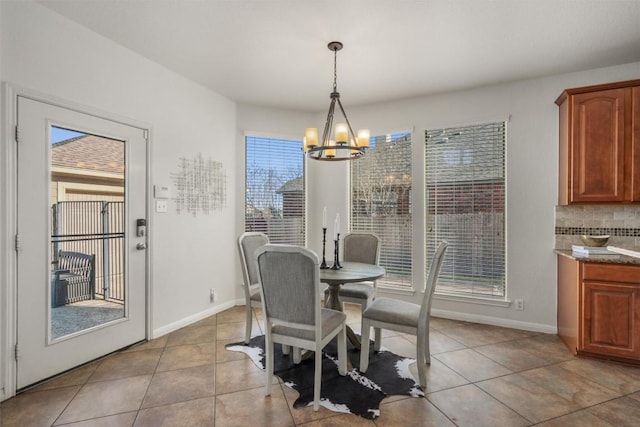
[52,134,124,174]
[276,176,303,194]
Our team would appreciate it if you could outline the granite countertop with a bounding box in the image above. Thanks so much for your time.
[555,249,640,266]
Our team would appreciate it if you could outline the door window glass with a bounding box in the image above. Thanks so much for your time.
[50,126,126,339]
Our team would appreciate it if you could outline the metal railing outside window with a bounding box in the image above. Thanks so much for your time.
[51,201,125,302]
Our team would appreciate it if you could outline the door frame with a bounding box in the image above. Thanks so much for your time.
[0,83,153,400]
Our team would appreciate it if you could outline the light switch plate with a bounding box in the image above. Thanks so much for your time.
[154,185,170,199]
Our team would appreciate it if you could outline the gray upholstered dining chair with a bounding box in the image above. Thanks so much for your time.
[256,244,347,411]
[359,241,448,388]
[237,232,269,344]
[324,232,380,311]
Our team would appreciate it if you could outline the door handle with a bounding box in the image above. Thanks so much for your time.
[136,243,147,250]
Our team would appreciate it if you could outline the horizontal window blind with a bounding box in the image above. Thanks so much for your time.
[245,136,305,246]
[425,122,505,298]
[350,132,412,288]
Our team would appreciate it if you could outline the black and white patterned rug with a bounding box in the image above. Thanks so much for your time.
[226,335,423,419]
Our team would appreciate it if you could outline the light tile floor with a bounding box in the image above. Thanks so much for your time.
[2,304,640,426]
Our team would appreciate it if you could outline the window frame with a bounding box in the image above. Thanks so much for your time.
[349,131,413,291]
[244,134,306,246]
[425,121,507,301]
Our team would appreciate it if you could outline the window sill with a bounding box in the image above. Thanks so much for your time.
[377,287,512,308]
[433,292,511,307]
[377,284,416,297]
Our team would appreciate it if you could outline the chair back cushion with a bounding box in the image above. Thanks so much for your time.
[343,232,380,264]
[257,244,320,326]
[238,232,269,287]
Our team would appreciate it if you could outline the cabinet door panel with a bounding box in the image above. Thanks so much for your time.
[571,89,625,202]
[581,281,640,358]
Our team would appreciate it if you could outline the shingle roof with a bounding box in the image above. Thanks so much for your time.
[276,176,303,194]
[52,134,124,174]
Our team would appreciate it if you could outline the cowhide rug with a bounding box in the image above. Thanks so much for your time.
[226,335,423,419]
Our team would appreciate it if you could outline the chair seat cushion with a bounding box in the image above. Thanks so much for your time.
[363,297,420,327]
[323,281,374,298]
[273,308,345,341]
[337,282,375,299]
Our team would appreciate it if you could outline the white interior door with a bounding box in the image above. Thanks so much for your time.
[16,96,147,389]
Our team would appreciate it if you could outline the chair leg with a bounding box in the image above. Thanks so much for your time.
[373,327,382,351]
[244,305,253,344]
[359,319,371,372]
[424,321,431,365]
[424,336,431,365]
[313,346,322,411]
[416,332,427,388]
[282,344,290,355]
[293,347,301,364]
[265,330,274,396]
[337,327,347,376]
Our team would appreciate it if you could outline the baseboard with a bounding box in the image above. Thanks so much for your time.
[152,299,239,339]
[430,308,557,334]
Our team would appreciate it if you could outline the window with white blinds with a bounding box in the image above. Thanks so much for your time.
[245,136,305,245]
[425,122,506,298]
[350,132,412,289]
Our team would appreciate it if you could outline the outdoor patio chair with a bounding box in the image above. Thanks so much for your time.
[359,241,448,388]
[256,244,347,411]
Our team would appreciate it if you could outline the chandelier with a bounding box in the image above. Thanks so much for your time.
[304,41,369,161]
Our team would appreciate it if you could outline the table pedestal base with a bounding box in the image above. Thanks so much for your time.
[326,283,361,350]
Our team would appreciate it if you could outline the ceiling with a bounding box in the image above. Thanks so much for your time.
[38,0,640,113]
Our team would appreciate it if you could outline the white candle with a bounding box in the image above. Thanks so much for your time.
[305,128,318,148]
[322,207,327,228]
[333,217,338,240]
[335,123,348,144]
[336,213,340,236]
[325,140,336,158]
[357,129,370,148]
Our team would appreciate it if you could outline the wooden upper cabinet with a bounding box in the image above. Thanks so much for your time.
[556,79,640,204]
[632,87,640,202]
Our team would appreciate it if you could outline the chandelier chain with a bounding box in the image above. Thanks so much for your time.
[333,48,338,93]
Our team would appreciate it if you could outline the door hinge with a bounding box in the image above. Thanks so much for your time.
[14,344,20,361]
[15,125,20,143]
[14,234,21,252]
[143,129,149,141]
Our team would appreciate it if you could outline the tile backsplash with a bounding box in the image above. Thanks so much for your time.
[555,205,640,249]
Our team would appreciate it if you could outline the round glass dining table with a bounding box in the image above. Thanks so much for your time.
[320,261,385,349]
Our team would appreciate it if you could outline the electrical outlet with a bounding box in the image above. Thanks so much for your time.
[210,288,216,303]
[156,200,168,213]
[515,299,524,311]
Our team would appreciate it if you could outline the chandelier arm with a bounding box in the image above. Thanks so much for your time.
[335,97,359,147]
[321,97,337,147]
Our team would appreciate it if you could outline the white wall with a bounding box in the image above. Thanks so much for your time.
[237,61,640,333]
[0,0,237,351]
